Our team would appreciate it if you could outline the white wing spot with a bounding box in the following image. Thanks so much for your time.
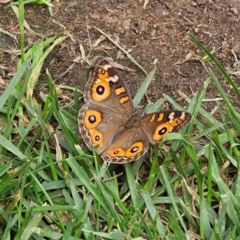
[168,112,175,122]
[180,112,186,119]
[103,64,112,70]
[106,75,119,83]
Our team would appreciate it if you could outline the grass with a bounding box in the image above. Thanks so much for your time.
[1,2,240,240]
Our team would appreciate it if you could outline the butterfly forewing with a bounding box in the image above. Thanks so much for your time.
[84,56,134,115]
[141,111,191,145]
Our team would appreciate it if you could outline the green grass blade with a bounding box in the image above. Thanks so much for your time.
[133,66,156,107]
[141,190,170,239]
[209,69,240,122]
[0,134,26,160]
[0,57,31,109]
[190,33,240,98]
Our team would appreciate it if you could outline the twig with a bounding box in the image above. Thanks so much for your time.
[0,27,18,42]
[94,26,148,75]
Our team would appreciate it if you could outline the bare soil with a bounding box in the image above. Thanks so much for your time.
[0,0,240,116]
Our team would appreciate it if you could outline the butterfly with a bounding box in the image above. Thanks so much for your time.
[78,57,191,164]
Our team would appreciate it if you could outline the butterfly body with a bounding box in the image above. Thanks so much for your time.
[78,57,191,164]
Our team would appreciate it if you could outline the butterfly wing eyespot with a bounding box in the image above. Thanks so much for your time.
[91,80,111,102]
[97,67,109,79]
[106,148,125,158]
[171,112,192,130]
[90,129,103,148]
[125,141,144,157]
[84,110,102,129]
[152,123,172,141]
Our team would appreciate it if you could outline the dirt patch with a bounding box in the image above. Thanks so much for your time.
[0,0,240,111]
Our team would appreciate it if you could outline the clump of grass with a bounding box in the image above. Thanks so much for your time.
[1,2,240,240]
